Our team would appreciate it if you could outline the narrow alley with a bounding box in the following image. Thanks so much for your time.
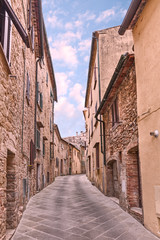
[12,175,158,240]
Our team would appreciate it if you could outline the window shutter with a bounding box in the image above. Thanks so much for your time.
[31,25,34,50]
[36,82,39,103]
[36,129,40,149]
[28,0,31,30]
[96,143,99,169]
[46,72,48,85]
[26,72,30,102]
[30,139,35,165]
[40,92,43,109]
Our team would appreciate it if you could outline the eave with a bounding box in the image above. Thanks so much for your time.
[118,0,148,35]
[43,21,57,102]
[85,31,98,107]
[95,53,134,117]
[32,0,44,59]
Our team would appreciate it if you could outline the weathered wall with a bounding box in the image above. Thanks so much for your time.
[103,63,140,217]
[133,0,160,236]
[0,0,56,238]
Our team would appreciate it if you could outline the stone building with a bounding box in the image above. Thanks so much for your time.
[84,26,133,193]
[119,0,160,236]
[0,0,57,239]
[64,131,86,174]
[95,53,142,222]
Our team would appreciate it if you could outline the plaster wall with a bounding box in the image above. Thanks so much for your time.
[132,0,160,236]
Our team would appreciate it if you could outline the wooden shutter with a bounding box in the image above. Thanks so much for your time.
[26,72,30,102]
[36,129,40,149]
[28,0,31,30]
[30,139,35,165]
[96,143,99,169]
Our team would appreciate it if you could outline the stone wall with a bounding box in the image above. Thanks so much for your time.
[103,62,142,220]
[0,0,56,238]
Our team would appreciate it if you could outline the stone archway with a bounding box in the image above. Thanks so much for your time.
[107,160,119,198]
[126,146,142,208]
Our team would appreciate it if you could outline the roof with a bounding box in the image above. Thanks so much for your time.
[95,53,134,116]
[32,0,44,58]
[85,31,98,107]
[119,0,148,35]
[43,21,57,102]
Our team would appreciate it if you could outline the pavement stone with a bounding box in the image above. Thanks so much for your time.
[12,175,159,240]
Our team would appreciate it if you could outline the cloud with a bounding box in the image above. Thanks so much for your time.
[78,39,91,52]
[47,14,63,28]
[55,97,76,118]
[56,31,82,43]
[69,83,85,111]
[78,11,96,21]
[84,56,89,62]
[96,8,115,23]
[50,42,78,68]
[55,72,71,96]
[65,22,74,30]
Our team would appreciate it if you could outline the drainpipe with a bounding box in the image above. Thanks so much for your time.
[93,33,106,194]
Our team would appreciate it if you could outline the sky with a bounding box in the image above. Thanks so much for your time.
[42,0,131,138]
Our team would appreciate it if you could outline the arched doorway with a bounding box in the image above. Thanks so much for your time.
[126,146,142,208]
[107,160,119,198]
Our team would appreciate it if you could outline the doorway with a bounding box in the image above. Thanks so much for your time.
[36,164,41,191]
[107,160,119,198]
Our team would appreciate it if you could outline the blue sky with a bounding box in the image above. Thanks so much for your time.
[42,0,131,137]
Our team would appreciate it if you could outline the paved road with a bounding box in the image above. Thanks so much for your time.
[12,175,159,240]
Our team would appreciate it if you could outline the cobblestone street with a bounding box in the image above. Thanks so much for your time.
[12,175,159,240]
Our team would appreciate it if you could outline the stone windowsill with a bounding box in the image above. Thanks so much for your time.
[0,43,11,74]
[130,207,143,215]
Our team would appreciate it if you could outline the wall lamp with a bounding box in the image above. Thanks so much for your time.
[150,130,159,138]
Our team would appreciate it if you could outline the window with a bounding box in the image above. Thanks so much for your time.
[93,64,97,89]
[36,129,40,150]
[26,72,30,103]
[46,72,48,86]
[50,143,53,160]
[47,172,49,183]
[88,156,91,172]
[30,139,35,165]
[40,92,43,110]
[0,0,12,62]
[50,115,52,132]
[43,139,45,156]
[95,143,99,169]
[90,88,93,106]
[91,118,93,136]
[111,97,119,127]
[88,106,90,118]
[56,157,59,167]
[27,0,34,50]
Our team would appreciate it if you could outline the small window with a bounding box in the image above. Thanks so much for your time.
[93,64,97,89]
[40,92,43,110]
[95,143,99,169]
[30,139,35,165]
[47,172,49,183]
[111,97,119,127]
[26,72,30,103]
[56,157,59,167]
[46,72,48,86]
[43,139,45,156]
[50,143,53,160]
[36,129,40,150]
